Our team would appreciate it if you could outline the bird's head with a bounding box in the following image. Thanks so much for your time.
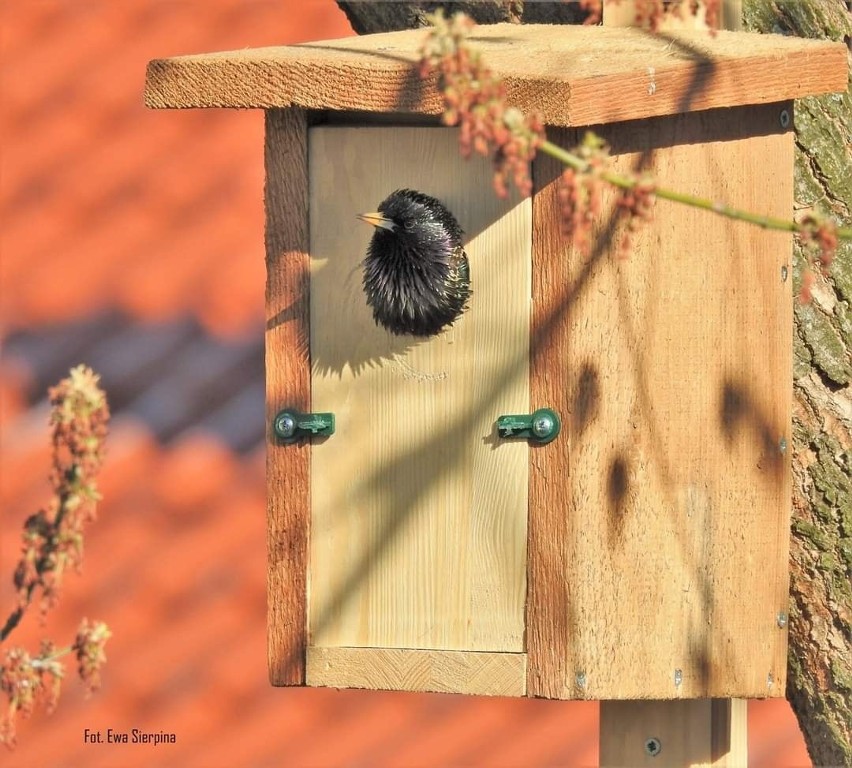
[357,189,462,257]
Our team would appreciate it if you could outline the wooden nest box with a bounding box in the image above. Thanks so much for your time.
[145,25,846,703]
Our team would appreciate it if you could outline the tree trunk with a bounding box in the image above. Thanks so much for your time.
[743,5,852,766]
[337,1,852,764]
[336,1,589,33]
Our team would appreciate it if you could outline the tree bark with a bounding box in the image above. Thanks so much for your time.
[336,1,588,34]
[743,5,852,766]
[337,1,852,764]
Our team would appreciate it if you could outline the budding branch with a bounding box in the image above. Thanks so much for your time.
[420,10,849,280]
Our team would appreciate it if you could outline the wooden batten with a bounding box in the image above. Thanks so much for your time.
[265,108,311,685]
[144,24,846,127]
[307,647,527,697]
[527,123,579,699]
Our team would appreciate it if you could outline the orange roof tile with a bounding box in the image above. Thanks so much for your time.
[0,1,813,766]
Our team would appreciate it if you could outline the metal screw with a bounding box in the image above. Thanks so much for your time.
[779,437,787,454]
[777,612,788,629]
[645,737,662,757]
[781,265,788,282]
[274,413,297,440]
[533,414,555,439]
[779,109,791,129]
[767,672,775,688]
[674,668,683,687]
[575,672,587,689]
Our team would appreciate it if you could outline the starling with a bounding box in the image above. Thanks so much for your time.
[358,188,471,337]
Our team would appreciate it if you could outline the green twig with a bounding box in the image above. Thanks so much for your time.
[539,139,852,240]
[29,646,73,668]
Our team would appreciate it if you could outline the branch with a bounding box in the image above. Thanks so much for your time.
[539,138,852,240]
[420,9,847,279]
[1,366,111,748]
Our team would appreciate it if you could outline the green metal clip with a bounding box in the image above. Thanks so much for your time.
[273,410,335,442]
[496,408,561,444]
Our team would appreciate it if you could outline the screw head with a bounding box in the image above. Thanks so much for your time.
[779,437,788,454]
[274,412,297,440]
[575,671,587,689]
[779,109,791,129]
[777,612,788,629]
[532,415,555,438]
[674,668,683,687]
[645,737,662,757]
[781,265,789,282]
[529,408,560,443]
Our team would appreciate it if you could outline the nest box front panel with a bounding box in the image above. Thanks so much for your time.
[305,126,531,691]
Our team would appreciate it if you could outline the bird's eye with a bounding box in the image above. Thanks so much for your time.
[403,219,415,232]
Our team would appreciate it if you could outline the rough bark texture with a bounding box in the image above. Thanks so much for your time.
[337,1,852,764]
[743,4,852,766]
[336,0,588,34]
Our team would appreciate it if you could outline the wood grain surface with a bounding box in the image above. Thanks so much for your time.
[265,108,311,686]
[600,699,747,766]
[307,126,530,653]
[603,0,743,30]
[527,103,794,700]
[307,647,526,696]
[145,25,846,126]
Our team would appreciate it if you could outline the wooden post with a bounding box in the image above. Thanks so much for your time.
[600,700,747,767]
[602,0,743,30]
[598,2,747,764]
[721,0,743,31]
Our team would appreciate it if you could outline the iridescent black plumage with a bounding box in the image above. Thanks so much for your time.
[360,189,471,337]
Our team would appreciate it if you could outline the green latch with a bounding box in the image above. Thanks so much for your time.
[273,410,335,442]
[496,408,561,444]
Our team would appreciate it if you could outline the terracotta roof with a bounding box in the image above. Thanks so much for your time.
[0,1,811,765]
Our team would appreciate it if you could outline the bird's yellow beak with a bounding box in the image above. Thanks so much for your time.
[357,212,396,232]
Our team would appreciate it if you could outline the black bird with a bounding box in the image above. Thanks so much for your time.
[358,188,471,337]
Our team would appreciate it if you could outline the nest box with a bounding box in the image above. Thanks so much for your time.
[145,25,846,701]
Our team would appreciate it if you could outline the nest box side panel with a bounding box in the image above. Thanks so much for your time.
[528,103,793,700]
[265,108,311,686]
[307,126,530,662]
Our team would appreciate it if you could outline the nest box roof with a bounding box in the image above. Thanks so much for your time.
[145,23,847,126]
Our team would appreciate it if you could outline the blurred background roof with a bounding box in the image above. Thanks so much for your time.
[0,1,811,765]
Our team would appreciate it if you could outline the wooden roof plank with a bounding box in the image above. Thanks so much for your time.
[145,24,848,126]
